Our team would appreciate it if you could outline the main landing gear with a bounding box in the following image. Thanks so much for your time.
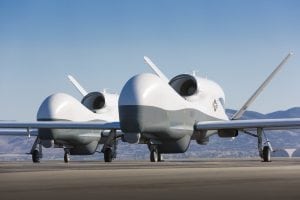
[101,130,118,163]
[149,145,163,162]
[257,128,273,162]
[245,128,273,162]
[31,137,43,163]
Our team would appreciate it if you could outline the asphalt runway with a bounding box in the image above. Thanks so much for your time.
[1,158,300,200]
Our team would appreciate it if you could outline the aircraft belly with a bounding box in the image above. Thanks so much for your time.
[38,129,101,145]
[158,135,191,153]
[119,105,219,141]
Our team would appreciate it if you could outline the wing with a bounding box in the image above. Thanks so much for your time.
[0,129,38,136]
[0,121,120,132]
[196,118,300,131]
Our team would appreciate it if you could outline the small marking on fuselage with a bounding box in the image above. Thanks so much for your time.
[213,99,218,112]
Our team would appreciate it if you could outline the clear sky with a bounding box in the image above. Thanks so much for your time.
[0,0,300,120]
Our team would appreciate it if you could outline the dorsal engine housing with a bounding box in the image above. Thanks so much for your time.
[169,74,198,97]
[81,92,105,112]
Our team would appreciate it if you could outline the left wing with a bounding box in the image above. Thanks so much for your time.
[196,118,300,131]
[0,121,120,131]
[0,129,38,136]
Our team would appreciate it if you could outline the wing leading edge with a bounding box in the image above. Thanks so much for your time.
[0,129,38,136]
[196,118,300,131]
[0,121,120,131]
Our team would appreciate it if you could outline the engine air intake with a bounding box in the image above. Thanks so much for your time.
[169,74,198,96]
[81,92,105,111]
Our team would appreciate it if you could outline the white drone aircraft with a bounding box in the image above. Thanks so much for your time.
[1,52,300,163]
[1,75,120,163]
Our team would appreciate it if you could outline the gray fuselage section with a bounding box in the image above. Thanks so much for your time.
[119,105,221,153]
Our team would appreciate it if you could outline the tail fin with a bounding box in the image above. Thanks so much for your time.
[231,52,293,120]
[67,75,88,96]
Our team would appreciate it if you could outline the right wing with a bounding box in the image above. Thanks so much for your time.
[196,118,300,131]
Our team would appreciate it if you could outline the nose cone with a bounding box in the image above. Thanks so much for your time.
[37,93,94,121]
[119,73,173,133]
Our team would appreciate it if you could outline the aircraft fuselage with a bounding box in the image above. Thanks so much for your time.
[119,73,228,153]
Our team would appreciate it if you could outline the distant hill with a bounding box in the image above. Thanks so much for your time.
[266,107,300,119]
[226,107,300,119]
[226,109,266,119]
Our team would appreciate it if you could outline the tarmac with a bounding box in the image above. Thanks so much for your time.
[1,158,300,200]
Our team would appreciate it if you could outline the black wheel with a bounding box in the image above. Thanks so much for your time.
[158,153,163,162]
[104,148,113,163]
[262,146,271,162]
[64,152,70,163]
[32,150,40,163]
[150,148,158,162]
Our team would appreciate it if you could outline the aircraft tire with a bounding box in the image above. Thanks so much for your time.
[32,150,40,163]
[150,148,158,162]
[64,152,70,163]
[262,146,271,162]
[158,153,163,162]
[104,148,113,162]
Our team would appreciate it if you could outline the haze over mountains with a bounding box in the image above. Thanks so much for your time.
[1,107,300,161]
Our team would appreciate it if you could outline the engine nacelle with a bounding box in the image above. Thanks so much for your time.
[218,129,238,138]
[81,92,105,112]
[169,74,198,97]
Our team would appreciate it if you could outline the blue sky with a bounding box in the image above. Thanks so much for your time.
[0,0,300,120]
